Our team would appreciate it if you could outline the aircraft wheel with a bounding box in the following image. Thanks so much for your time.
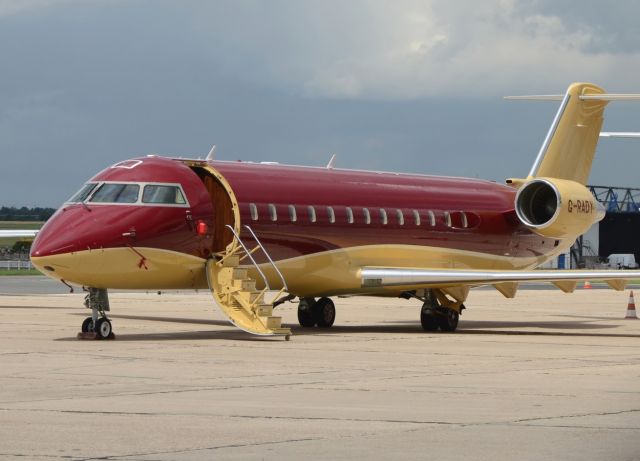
[297,298,317,328]
[420,307,439,331]
[314,297,336,328]
[95,318,112,340]
[81,317,95,333]
[437,309,459,332]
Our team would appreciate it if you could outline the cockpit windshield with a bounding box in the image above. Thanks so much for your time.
[89,183,140,203]
[142,185,186,204]
[65,182,189,206]
[68,183,98,203]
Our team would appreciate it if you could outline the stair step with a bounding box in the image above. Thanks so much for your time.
[270,327,291,336]
[236,291,261,304]
[256,304,273,317]
[221,255,240,267]
[232,268,248,279]
[265,316,283,329]
[233,278,256,291]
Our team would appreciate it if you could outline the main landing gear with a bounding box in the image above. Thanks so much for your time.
[418,289,464,333]
[80,288,115,340]
[297,297,336,328]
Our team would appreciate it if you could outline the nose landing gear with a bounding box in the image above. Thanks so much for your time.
[78,288,115,340]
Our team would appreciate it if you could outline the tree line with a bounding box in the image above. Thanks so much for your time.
[0,206,56,221]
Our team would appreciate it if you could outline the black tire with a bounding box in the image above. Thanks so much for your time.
[314,297,336,328]
[420,307,439,331]
[95,318,112,339]
[297,298,317,328]
[437,309,459,332]
[81,317,94,333]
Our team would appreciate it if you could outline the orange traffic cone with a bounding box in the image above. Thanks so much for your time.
[583,280,592,289]
[625,291,638,319]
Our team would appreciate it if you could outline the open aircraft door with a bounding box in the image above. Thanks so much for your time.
[186,162,291,338]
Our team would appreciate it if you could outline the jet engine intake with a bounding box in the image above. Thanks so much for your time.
[515,178,604,238]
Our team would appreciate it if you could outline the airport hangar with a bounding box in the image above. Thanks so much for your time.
[565,185,640,269]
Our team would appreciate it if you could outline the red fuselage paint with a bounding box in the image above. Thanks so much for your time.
[31,156,555,268]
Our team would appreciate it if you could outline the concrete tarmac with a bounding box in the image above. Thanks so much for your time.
[0,280,639,460]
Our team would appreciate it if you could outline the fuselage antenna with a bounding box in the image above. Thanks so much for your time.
[206,145,216,161]
[326,154,336,169]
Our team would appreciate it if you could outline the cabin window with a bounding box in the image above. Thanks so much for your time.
[428,210,436,226]
[68,183,98,203]
[288,205,297,222]
[308,206,316,223]
[89,183,140,204]
[249,203,258,221]
[379,208,388,225]
[363,208,371,224]
[396,209,404,226]
[346,207,354,224]
[413,210,420,226]
[327,206,335,223]
[268,204,277,221]
[444,211,452,227]
[142,185,187,205]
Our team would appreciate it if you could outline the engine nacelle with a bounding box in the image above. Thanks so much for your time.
[515,177,604,238]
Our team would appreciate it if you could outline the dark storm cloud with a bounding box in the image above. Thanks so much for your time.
[0,0,639,206]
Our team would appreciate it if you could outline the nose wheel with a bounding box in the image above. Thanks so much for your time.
[78,288,116,340]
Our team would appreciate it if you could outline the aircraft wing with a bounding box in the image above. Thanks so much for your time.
[361,267,640,297]
[0,230,38,238]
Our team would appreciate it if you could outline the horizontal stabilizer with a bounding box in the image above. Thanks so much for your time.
[600,132,640,138]
[505,94,640,101]
[579,94,640,101]
[504,95,563,101]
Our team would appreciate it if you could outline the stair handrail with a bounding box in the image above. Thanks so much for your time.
[244,225,289,292]
[224,224,271,290]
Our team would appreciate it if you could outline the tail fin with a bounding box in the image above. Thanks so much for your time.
[528,82,607,185]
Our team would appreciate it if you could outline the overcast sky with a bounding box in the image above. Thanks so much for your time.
[2,0,640,207]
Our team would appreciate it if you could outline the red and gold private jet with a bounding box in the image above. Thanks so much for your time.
[29,82,640,339]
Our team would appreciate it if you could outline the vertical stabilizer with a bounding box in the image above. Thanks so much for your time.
[529,83,607,185]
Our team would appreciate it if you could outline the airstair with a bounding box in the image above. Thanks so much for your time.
[206,225,291,339]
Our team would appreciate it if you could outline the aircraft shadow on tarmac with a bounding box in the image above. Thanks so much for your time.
[52,312,640,341]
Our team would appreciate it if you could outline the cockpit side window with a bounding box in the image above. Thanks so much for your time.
[67,183,98,203]
[142,184,186,204]
[89,183,140,203]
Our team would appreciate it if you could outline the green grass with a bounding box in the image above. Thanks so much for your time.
[0,221,43,230]
[0,269,42,276]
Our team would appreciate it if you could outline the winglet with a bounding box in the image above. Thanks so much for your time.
[326,154,336,169]
[206,145,216,161]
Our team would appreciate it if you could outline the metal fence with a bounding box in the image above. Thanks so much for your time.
[0,260,35,270]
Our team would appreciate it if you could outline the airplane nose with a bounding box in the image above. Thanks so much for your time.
[30,207,88,258]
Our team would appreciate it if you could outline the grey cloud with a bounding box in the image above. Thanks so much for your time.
[0,0,639,207]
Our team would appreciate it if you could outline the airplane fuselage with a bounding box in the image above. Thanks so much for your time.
[30,156,565,297]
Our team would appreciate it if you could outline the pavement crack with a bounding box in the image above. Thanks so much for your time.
[514,408,640,423]
[76,437,325,460]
